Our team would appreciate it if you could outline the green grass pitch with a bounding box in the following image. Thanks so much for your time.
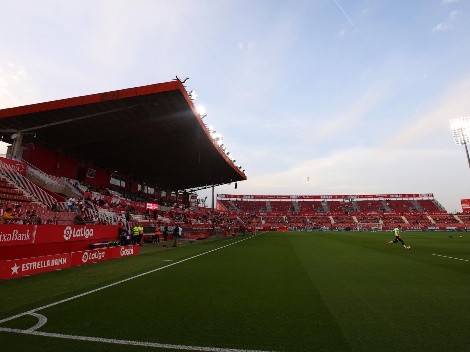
[0,231,469,351]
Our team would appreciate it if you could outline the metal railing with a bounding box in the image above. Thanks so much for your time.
[0,159,57,208]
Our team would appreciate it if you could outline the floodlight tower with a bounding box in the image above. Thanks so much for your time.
[450,117,470,169]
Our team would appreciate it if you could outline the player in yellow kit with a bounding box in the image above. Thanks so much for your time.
[388,226,410,249]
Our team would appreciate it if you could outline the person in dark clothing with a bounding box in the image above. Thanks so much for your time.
[172,225,180,247]
[118,224,128,246]
[162,225,169,247]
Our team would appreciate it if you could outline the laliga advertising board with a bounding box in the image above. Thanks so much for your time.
[34,224,116,244]
[70,245,140,267]
[0,245,139,280]
[0,224,118,247]
[0,223,140,280]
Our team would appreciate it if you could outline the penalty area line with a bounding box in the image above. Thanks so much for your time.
[0,234,260,325]
[0,327,275,352]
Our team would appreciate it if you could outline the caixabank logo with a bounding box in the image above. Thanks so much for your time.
[0,228,32,243]
[63,226,94,241]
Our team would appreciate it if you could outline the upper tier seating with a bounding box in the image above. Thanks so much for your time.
[385,199,415,213]
[269,201,295,213]
[416,199,445,213]
[357,200,384,213]
[298,201,325,213]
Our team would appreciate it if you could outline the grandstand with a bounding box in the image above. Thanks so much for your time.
[216,193,465,231]
[0,80,248,279]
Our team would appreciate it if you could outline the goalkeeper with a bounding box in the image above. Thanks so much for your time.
[388,226,409,249]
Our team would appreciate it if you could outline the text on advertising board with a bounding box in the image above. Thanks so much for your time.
[63,226,94,241]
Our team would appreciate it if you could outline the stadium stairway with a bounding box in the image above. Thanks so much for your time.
[266,201,272,212]
[380,200,391,212]
[427,214,436,224]
[401,215,409,225]
[410,199,423,212]
[25,167,80,200]
[351,201,361,212]
[292,201,300,212]
[0,160,56,208]
[453,214,464,224]
[228,200,239,211]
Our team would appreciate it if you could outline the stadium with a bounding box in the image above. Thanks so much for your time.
[0,79,469,352]
[4,2,470,352]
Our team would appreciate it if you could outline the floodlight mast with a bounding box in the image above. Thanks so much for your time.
[450,117,470,169]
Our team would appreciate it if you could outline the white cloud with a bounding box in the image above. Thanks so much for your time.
[238,41,255,51]
[441,0,458,5]
[336,28,347,39]
[382,76,470,149]
[0,61,38,108]
[308,79,392,146]
[432,10,460,32]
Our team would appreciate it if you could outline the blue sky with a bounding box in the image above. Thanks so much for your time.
[1,0,469,212]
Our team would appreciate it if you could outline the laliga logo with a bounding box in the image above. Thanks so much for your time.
[82,251,105,263]
[63,226,94,241]
[63,226,73,241]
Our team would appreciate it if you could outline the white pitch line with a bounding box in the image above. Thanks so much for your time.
[432,253,468,262]
[0,235,259,325]
[0,327,275,352]
[24,313,48,332]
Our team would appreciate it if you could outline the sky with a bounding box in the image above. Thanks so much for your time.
[0,0,469,212]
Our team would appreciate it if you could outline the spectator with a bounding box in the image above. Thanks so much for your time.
[67,198,75,212]
[152,226,161,245]
[51,201,59,212]
[118,223,128,246]
[73,214,86,225]
[2,207,16,223]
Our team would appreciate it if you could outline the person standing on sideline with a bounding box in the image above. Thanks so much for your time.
[138,224,144,246]
[118,223,128,246]
[388,226,410,249]
[153,226,161,245]
[172,225,180,247]
[162,225,169,247]
[132,224,140,245]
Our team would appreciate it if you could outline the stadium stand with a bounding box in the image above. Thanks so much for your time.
[298,200,325,213]
[384,199,416,213]
[269,200,295,213]
[216,193,467,231]
[415,199,446,213]
[357,200,384,213]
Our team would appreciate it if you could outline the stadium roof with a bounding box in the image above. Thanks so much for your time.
[0,80,246,191]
